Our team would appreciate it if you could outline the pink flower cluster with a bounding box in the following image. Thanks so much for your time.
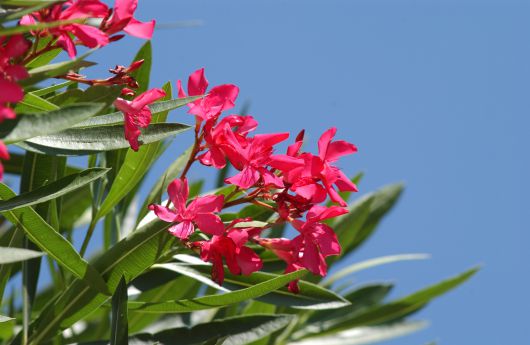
[0,35,30,179]
[149,68,358,291]
[21,0,154,59]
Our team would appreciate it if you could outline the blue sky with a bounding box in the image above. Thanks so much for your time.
[65,0,530,343]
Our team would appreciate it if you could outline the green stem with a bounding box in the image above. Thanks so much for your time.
[80,220,97,257]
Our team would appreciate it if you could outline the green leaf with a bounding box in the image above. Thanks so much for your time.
[0,168,109,212]
[110,276,128,345]
[47,85,121,108]
[30,81,74,97]
[20,50,96,87]
[73,314,295,345]
[1,103,105,144]
[0,247,44,264]
[94,82,176,220]
[15,92,60,113]
[72,96,202,128]
[0,314,14,323]
[289,321,428,345]
[19,122,190,156]
[130,41,152,93]
[127,270,307,314]
[0,1,58,23]
[323,254,430,287]
[0,184,110,296]
[299,268,478,339]
[0,18,82,36]
[25,218,176,344]
[332,183,404,258]
[152,263,229,292]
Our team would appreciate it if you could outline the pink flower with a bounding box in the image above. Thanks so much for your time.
[114,88,166,151]
[271,127,358,206]
[0,35,30,121]
[257,237,303,293]
[197,228,263,284]
[290,205,348,276]
[224,132,290,189]
[0,141,9,181]
[21,0,110,58]
[198,115,258,169]
[102,0,155,39]
[177,68,239,121]
[149,178,225,239]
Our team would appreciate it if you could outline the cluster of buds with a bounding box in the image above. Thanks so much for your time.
[149,68,358,292]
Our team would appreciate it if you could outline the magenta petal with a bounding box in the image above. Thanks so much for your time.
[0,106,16,122]
[225,166,260,189]
[167,178,189,214]
[194,213,224,236]
[191,194,224,213]
[57,32,77,58]
[300,238,326,276]
[5,65,29,81]
[70,24,109,48]
[150,204,179,223]
[236,246,263,275]
[0,141,9,160]
[325,140,358,162]
[113,98,135,114]
[307,205,348,222]
[334,169,358,192]
[318,127,336,161]
[132,88,166,109]
[311,224,341,257]
[0,79,23,103]
[269,154,304,171]
[5,35,30,58]
[227,228,249,247]
[124,18,155,39]
[188,68,208,96]
[168,221,195,239]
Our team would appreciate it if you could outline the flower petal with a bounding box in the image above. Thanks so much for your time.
[168,221,195,239]
[194,213,224,236]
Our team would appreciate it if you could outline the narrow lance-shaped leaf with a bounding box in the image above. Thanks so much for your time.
[25,218,176,344]
[289,321,428,345]
[71,314,295,345]
[189,264,350,310]
[0,168,109,212]
[15,92,60,113]
[127,270,307,314]
[322,253,430,287]
[0,247,44,264]
[19,122,190,156]
[297,267,479,339]
[20,49,95,87]
[0,184,110,296]
[0,103,105,144]
[72,96,202,128]
[110,276,128,345]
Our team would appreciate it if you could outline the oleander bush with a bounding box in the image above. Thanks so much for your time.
[0,1,476,344]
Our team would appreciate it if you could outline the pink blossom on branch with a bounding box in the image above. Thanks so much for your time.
[196,227,263,285]
[271,127,358,206]
[291,205,348,276]
[113,88,166,151]
[177,68,239,122]
[21,0,110,58]
[102,0,155,40]
[224,132,290,189]
[198,114,258,169]
[0,35,30,121]
[149,178,225,239]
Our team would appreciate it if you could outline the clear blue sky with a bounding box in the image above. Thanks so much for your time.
[91,0,529,343]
